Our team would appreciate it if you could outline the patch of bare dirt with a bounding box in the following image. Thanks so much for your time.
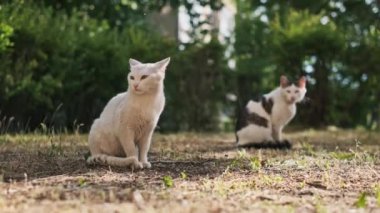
[0,130,379,212]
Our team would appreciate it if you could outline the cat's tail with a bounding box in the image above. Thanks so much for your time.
[86,154,142,169]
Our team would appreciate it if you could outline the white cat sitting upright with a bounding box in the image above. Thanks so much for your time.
[235,75,307,148]
[87,57,170,169]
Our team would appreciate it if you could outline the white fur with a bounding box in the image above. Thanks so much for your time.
[237,100,273,145]
[236,76,307,146]
[87,57,170,169]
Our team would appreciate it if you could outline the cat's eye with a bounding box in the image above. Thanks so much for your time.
[286,90,291,93]
[130,76,135,80]
[295,90,299,93]
[141,75,148,80]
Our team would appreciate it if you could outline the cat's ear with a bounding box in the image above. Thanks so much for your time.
[298,76,307,88]
[129,58,142,67]
[280,75,289,88]
[154,57,171,72]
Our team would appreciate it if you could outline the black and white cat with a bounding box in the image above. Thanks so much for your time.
[235,75,307,148]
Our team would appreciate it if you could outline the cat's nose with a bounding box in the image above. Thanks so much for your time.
[291,97,296,102]
[133,84,139,89]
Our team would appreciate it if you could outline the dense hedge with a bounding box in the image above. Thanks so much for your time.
[234,1,380,129]
[0,2,229,132]
[2,1,379,132]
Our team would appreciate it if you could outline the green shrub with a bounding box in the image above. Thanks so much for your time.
[0,2,175,131]
[0,23,13,52]
[0,2,229,132]
[162,38,229,131]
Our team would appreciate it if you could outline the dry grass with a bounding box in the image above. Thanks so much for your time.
[0,129,379,212]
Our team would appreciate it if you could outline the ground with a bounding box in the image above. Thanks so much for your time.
[0,129,379,212]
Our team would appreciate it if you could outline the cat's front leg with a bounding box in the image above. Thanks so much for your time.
[138,128,154,169]
[119,130,143,169]
[271,125,283,141]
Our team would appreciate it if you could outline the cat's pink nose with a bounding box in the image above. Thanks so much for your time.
[133,84,139,89]
[291,97,296,102]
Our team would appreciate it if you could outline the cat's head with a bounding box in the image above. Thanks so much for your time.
[127,57,170,95]
[279,75,307,104]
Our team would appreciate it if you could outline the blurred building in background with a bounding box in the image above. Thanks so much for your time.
[148,0,235,43]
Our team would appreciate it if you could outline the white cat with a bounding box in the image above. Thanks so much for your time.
[235,75,307,148]
[86,57,170,169]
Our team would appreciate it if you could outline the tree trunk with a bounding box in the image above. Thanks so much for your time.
[309,59,330,127]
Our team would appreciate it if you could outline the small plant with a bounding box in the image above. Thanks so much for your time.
[315,197,327,213]
[249,157,261,171]
[78,177,87,187]
[72,120,84,135]
[355,139,361,150]
[330,151,355,160]
[40,123,48,134]
[163,175,173,188]
[229,150,263,171]
[180,171,187,179]
[355,192,367,208]
[48,138,63,156]
[301,142,316,156]
[374,185,380,207]
[0,23,13,51]
[299,180,306,189]
[262,175,283,186]
[229,150,247,169]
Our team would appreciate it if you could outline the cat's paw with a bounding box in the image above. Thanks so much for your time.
[274,140,292,149]
[142,161,151,169]
[282,140,292,149]
[131,158,143,170]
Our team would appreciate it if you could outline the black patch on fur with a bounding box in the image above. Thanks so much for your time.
[281,75,299,88]
[236,107,269,131]
[281,76,304,88]
[237,140,292,150]
[261,96,273,115]
[282,81,294,87]
[235,106,270,143]
[235,106,248,143]
[251,95,261,102]
[247,112,268,128]
[235,107,249,133]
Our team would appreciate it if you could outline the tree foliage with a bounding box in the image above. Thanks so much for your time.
[234,0,380,129]
[1,0,379,132]
[0,1,228,132]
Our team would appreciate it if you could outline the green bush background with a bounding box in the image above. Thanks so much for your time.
[0,0,379,132]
